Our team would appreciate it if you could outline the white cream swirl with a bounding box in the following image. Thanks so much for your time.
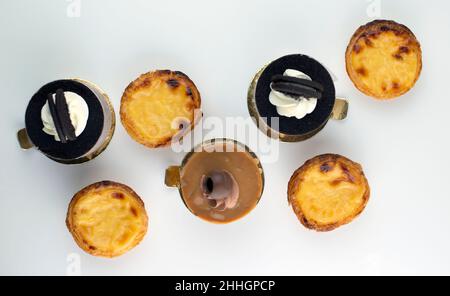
[269,69,318,119]
[41,92,89,142]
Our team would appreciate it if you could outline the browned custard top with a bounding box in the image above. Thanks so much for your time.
[180,141,263,224]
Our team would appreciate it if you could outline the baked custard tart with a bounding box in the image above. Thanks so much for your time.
[121,70,201,148]
[66,181,148,258]
[288,154,370,232]
[346,20,422,99]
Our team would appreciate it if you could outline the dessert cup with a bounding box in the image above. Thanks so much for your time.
[17,78,115,164]
[248,54,348,142]
[165,139,264,224]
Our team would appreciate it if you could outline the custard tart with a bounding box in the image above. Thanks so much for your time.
[66,181,148,258]
[288,154,370,232]
[346,20,422,99]
[121,70,201,148]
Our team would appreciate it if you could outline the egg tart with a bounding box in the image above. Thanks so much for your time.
[288,154,370,232]
[66,181,148,258]
[346,20,422,99]
[120,70,201,148]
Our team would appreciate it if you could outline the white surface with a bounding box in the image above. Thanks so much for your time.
[1,0,450,276]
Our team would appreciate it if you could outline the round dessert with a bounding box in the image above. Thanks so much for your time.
[346,20,422,99]
[120,70,201,148]
[66,181,148,258]
[167,139,264,224]
[21,79,115,164]
[248,54,339,142]
[288,154,370,232]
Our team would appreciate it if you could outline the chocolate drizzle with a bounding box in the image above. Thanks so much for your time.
[201,171,239,211]
[47,89,77,143]
[271,74,323,100]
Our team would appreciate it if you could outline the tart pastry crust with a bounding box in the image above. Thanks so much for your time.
[288,154,370,232]
[66,181,148,258]
[120,70,201,148]
[346,20,422,99]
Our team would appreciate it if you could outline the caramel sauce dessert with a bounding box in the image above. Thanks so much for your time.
[288,154,370,232]
[120,70,201,148]
[180,140,264,224]
[346,20,422,99]
[66,181,148,258]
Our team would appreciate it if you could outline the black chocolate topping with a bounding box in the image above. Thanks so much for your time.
[271,74,324,92]
[55,89,77,141]
[271,81,322,100]
[47,93,67,144]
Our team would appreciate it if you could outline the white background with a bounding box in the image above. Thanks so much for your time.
[1,0,449,276]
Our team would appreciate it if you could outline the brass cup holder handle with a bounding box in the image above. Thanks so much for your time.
[165,166,181,188]
[17,128,34,150]
[331,98,349,121]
